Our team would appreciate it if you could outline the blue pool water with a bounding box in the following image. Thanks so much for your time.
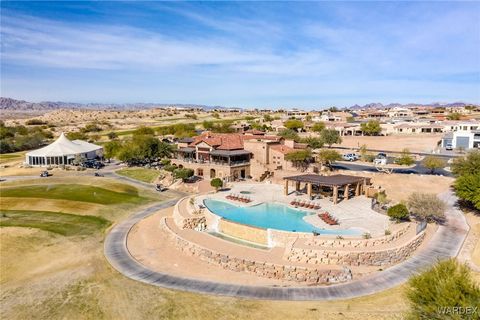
[203,199,361,235]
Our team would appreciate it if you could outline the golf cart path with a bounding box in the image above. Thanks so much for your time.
[104,190,469,301]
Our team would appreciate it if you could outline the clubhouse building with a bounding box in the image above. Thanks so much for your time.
[25,133,103,166]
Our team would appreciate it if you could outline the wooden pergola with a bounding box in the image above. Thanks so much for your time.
[283,174,371,204]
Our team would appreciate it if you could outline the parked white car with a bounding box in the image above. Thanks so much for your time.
[374,152,388,165]
[445,143,453,151]
[342,153,359,161]
[374,158,387,165]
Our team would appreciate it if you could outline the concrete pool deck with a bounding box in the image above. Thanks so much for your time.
[197,182,390,237]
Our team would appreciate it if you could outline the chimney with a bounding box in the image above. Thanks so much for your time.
[284,139,295,148]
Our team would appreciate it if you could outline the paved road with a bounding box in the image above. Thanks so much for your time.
[332,161,453,177]
[104,190,469,301]
[334,145,461,159]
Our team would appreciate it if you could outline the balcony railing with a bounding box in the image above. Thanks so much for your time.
[175,158,249,166]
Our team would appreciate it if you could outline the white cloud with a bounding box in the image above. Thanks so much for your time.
[1,14,276,70]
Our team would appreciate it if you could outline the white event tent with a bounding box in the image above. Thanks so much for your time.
[25,133,103,166]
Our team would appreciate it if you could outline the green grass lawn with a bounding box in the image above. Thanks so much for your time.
[1,184,147,205]
[116,168,160,183]
[0,152,25,164]
[0,210,111,236]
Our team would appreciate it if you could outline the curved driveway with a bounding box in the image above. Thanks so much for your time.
[104,190,469,301]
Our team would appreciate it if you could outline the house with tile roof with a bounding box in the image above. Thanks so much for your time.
[174,132,252,181]
[173,130,309,181]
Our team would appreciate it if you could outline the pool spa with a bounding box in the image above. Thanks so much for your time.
[203,199,362,236]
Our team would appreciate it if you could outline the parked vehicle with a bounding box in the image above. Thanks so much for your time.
[155,184,167,192]
[342,153,359,161]
[40,171,50,177]
[374,158,387,165]
[374,152,388,165]
[82,160,104,169]
[445,143,453,151]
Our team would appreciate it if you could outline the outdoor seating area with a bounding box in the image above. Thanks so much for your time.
[319,212,339,225]
[290,199,321,210]
[284,174,371,204]
[226,193,252,203]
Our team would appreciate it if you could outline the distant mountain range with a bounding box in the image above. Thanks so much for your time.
[348,102,477,110]
[1,97,477,112]
[0,97,219,111]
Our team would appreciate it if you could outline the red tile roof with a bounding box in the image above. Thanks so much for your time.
[190,132,244,150]
[190,131,286,150]
[270,144,295,154]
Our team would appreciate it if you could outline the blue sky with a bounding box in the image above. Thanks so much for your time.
[1,1,479,108]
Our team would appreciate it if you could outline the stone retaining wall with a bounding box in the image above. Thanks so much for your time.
[173,196,206,229]
[304,224,412,249]
[287,231,426,267]
[219,219,268,245]
[182,216,206,229]
[161,218,353,284]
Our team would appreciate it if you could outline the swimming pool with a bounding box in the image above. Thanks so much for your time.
[203,199,361,235]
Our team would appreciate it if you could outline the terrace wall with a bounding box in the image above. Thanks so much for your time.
[303,224,412,249]
[286,231,426,267]
[161,217,353,284]
[218,219,268,245]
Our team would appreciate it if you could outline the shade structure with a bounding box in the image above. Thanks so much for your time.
[25,133,103,166]
[283,174,371,204]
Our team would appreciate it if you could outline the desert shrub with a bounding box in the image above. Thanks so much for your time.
[263,114,273,122]
[302,136,324,149]
[451,150,480,176]
[107,131,118,140]
[82,122,103,133]
[423,156,445,174]
[360,120,382,136]
[375,190,389,205]
[160,159,171,166]
[406,259,480,320]
[103,140,122,159]
[311,122,326,133]
[320,129,342,147]
[451,151,480,210]
[66,131,88,140]
[133,126,155,136]
[277,129,300,142]
[387,203,409,221]
[396,149,415,166]
[185,113,198,120]
[173,168,194,181]
[316,149,342,168]
[0,123,53,153]
[284,119,304,131]
[407,193,446,222]
[25,119,47,125]
[210,178,223,191]
[454,173,480,210]
[163,164,177,172]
